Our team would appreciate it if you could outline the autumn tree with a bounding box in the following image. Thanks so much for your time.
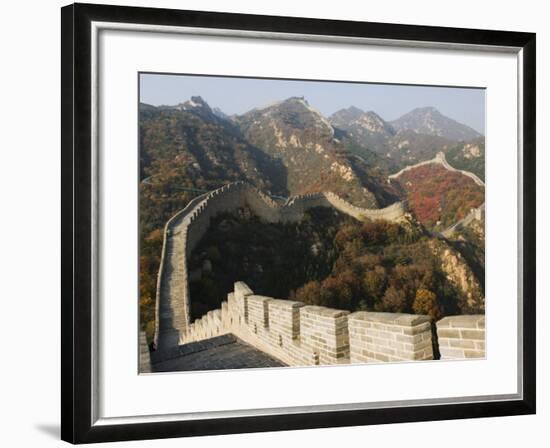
[295,280,322,305]
[379,286,408,312]
[413,288,441,321]
[362,266,387,307]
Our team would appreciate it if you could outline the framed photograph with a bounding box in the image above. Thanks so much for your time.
[61,2,536,444]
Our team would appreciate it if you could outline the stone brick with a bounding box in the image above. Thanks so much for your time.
[402,322,431,335]
[438,315,485,329]
[439,347,466,359]
[300,306,350,364]
[247,295,271,330]
[437,328,461,339]
[464,350,485,358]
[460,329,485,340]
[448,339,476,349]
[348,311,432,363]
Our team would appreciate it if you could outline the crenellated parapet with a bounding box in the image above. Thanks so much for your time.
[154,182,406,350]
[181,282,485,367]
[349,312,433,362]
[322,192,406,221]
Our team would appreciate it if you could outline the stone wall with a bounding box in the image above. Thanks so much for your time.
[440,202,485,238]
[300,306,350,364]
[436,315,485,359]
[154,195,208,350]
[154,182,406,350]
[180,282,485,367]
[349,312,433,363]
[153,180,485,357]
[139,331,152,373]
[388,151,485,188]
[388,152,485,238]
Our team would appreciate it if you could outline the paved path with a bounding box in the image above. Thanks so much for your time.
[156,211,193,349]
[151,334,286,372]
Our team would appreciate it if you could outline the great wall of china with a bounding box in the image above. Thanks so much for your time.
[149,154,486,368]
[389,151,485,238]
[154,181,406,351]
[441,202,485,238]
[388,151,485,187]
[179,281,485,366]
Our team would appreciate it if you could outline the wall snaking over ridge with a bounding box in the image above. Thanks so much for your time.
[388,151,485,237]
[440,202,485,238]
[388,151,485,187]
[154,182,406,351]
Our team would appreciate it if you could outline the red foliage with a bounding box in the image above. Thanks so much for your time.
[396,164,484,229]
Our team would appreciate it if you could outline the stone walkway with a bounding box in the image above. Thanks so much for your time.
[150,334,286,372]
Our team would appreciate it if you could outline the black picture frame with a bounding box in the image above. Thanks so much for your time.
[61,2,536,444]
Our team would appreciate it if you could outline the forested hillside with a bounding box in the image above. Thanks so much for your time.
[187,207,484,322]
[139,95,486,337]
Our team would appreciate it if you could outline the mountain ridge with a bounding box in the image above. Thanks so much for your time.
[234,96,397,207]
[139,96,484,213]
[390,106,482,141]
[138,96,486,341]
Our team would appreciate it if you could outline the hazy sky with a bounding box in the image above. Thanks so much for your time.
[140,73,485,134]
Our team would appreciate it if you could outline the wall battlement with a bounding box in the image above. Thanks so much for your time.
[436,315,485,359]
[180,282,485,367]
[154,182,406,350]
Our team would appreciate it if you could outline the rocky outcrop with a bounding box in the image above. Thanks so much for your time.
[236,97,388,208]
[429,239,484,312]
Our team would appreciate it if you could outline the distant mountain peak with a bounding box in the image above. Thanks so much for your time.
[413,106,439,113]
[251,96,307,112]
[330,106,360,120]
[391,107,482,141]
[272,96,320,116]
[330,107,394,137]
[242,96,334,137]
[345,105,365,114]
[364,110,384,117]
[173,96,230,124]
[356,111,392,134]
[396,107,445,123]
[178,95,211,111]
[286,95,307,103]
